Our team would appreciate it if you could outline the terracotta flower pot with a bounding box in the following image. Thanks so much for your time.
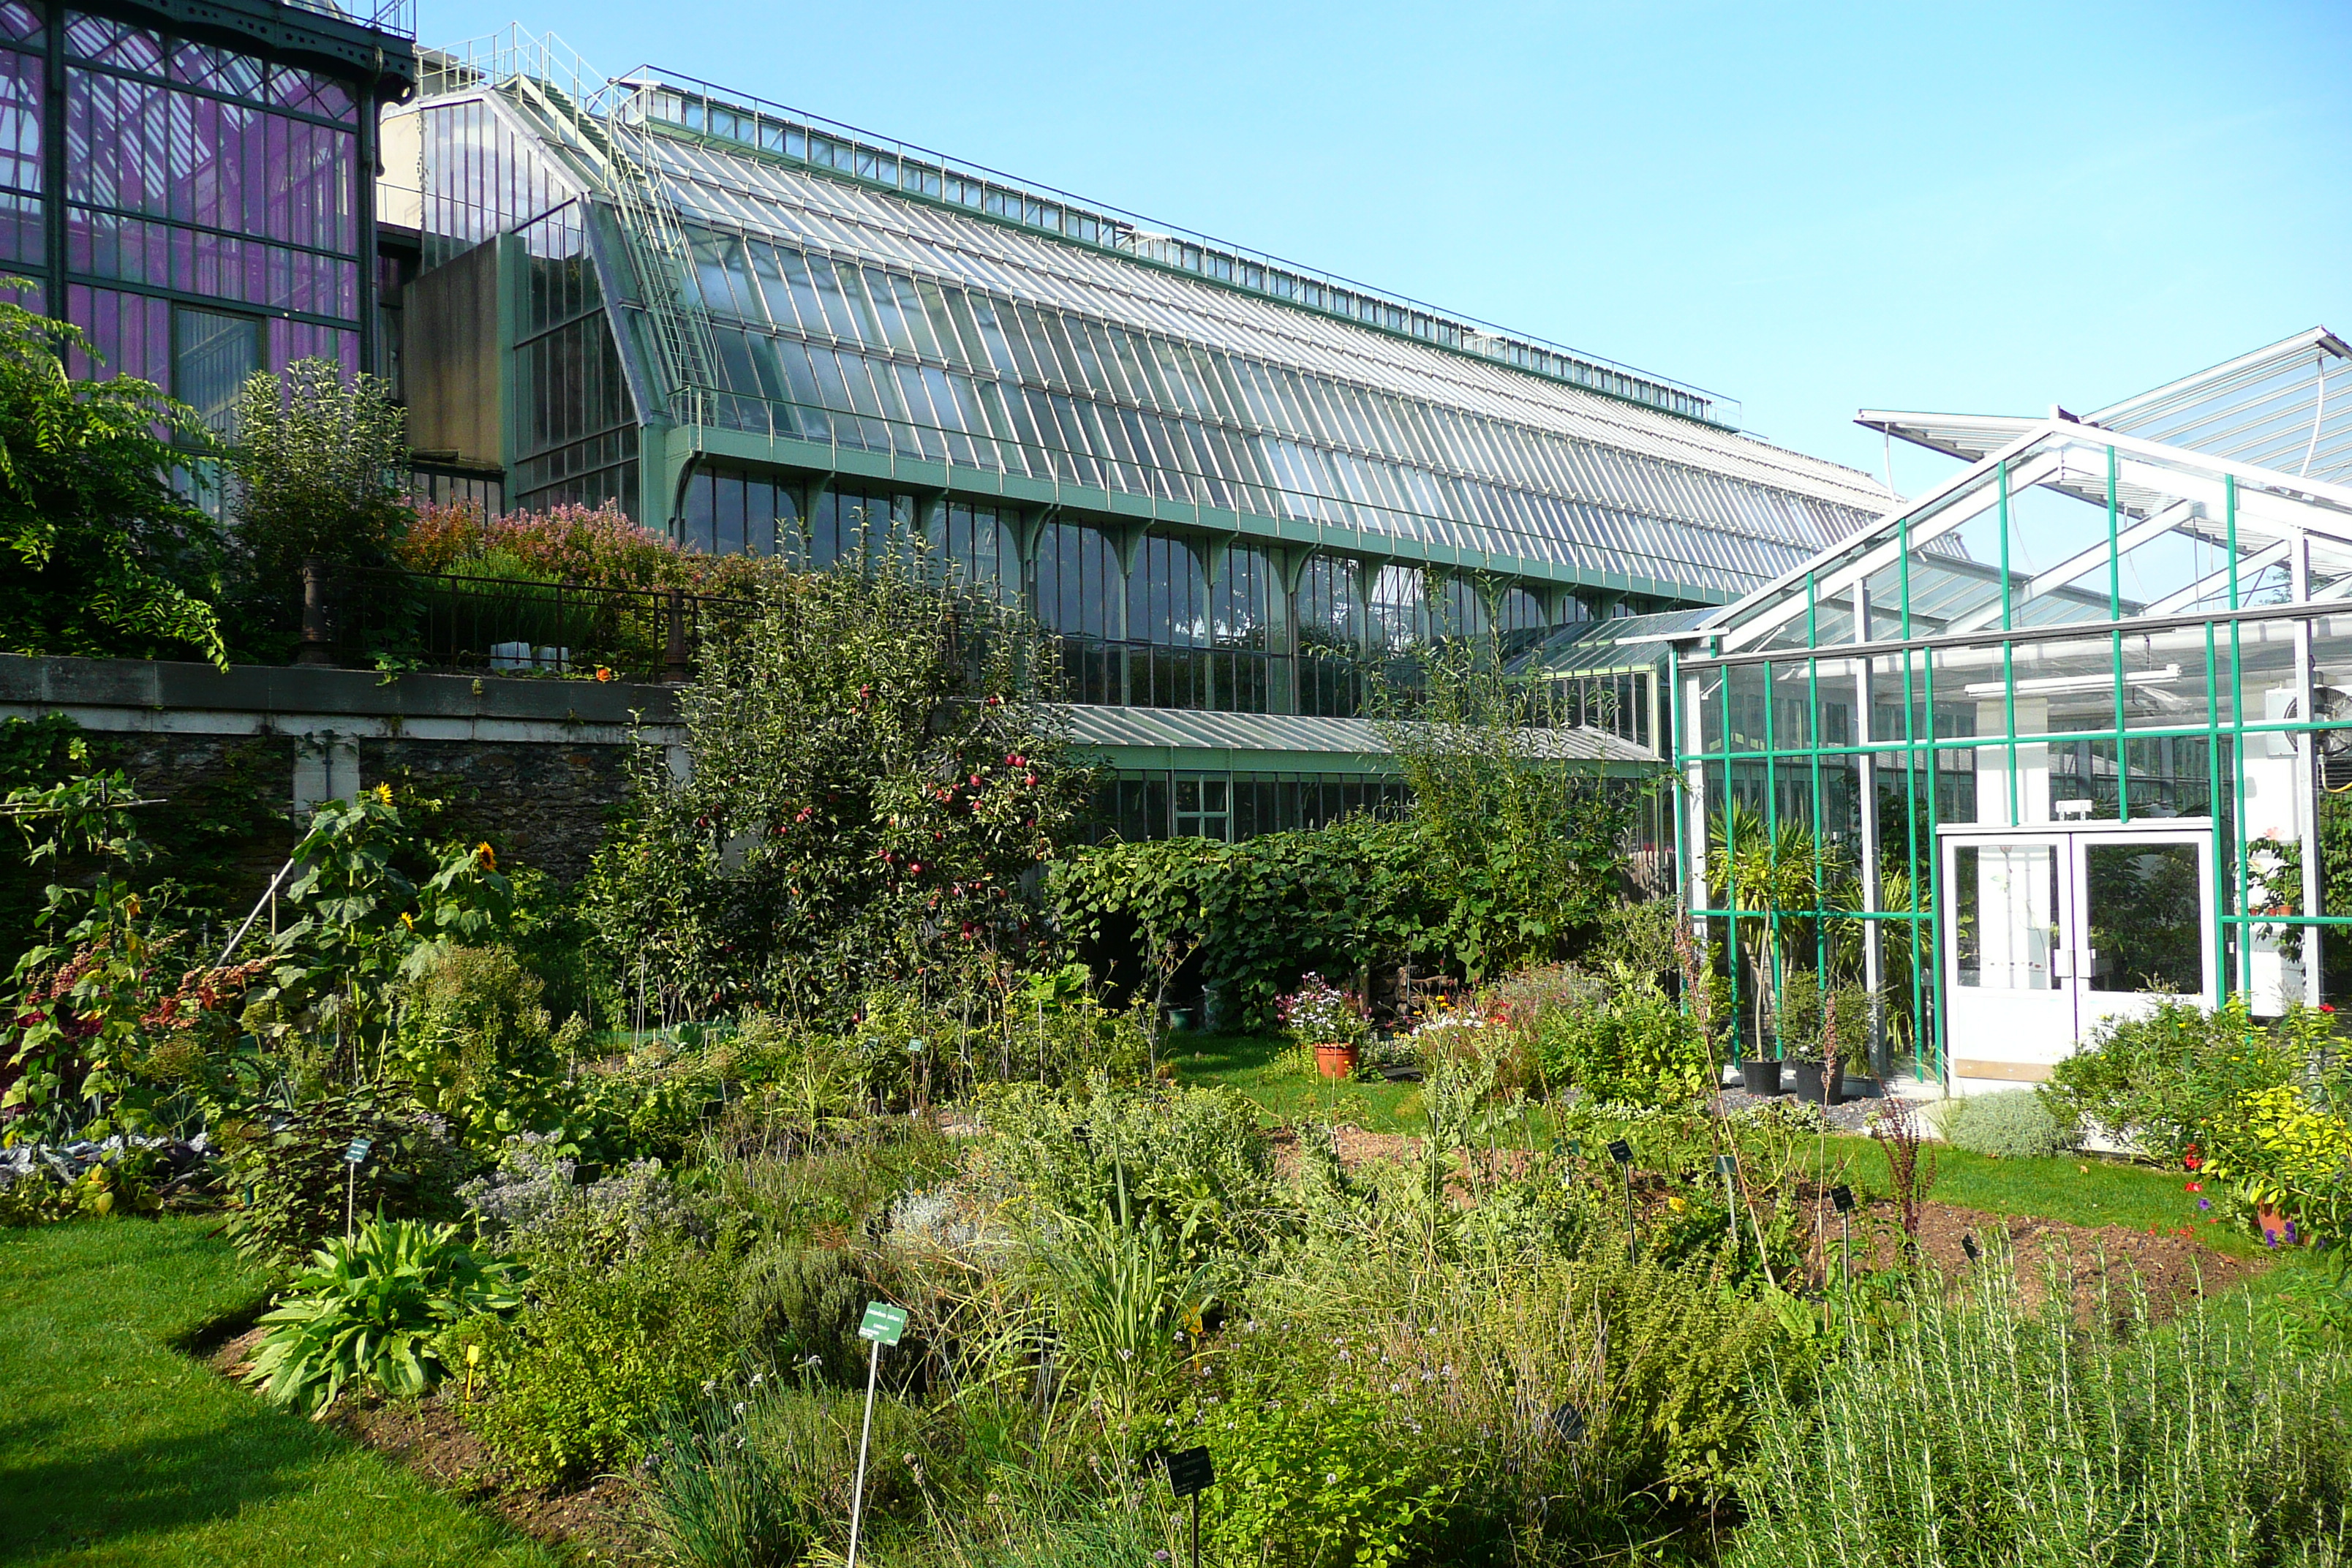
[1313,1042,1360,1080]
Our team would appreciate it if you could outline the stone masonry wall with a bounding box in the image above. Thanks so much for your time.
[362,737,638,882]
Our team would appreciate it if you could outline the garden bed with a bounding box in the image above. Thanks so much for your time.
[1273,1123,2262,1324]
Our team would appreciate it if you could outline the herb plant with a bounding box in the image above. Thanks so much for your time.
[243,1218,523,1417]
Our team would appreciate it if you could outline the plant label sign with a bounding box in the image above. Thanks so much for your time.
[1829,1184,1855,1214]
[859,1301,908,1346]
[1606,1139,1634,1166]
[342,1137,372,1165]
[1714,1153,1738,1176]
[1162,1445,1214,1498]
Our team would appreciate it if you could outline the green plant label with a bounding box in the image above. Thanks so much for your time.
[342,1137,372,1165]
[859,1301,908,1346]
[1607,1139,1634,1165]
[1715,1153,1738,1176]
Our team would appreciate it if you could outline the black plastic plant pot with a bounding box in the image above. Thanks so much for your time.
[1738,1058,1784,1096]
[1791,1062,1828,1105]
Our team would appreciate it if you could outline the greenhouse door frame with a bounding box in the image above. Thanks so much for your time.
[1938,820,2217,1091]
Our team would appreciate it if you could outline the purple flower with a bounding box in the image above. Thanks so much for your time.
[2267,1232,2280,1248]
[2287,1221,2299,1243]
[2197,1199,2212,1210]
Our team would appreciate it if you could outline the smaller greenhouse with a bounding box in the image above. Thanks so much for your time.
[1667,329,2352,1093]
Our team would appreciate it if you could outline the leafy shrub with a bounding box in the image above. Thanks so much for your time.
[1540,980,1710,1108]
[1188,1240,1779,1567]
[581,542,1087,1024]
[2204,1082,2352,1234]
[1944,1089,2071,1160]
[474,1240,744,1483]
[0,297,229,668]
[2042,995,2329,1161]
[1181,1340,1454,1568]
[728,1242,871,1384]
[1727,1247,2352,1567]
[243,1218,522,1416]
[392,943,589,1153]
[225,358,409,653]
[573,1036,735,1164]
[213,1085,475,1267]
[1051,816,1445,1031]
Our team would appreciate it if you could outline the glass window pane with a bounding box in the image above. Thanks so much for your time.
[1953,843,2057,991]
[2084,843,2204,994]
[171,304,260,431]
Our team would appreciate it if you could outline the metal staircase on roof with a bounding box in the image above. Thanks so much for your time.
[422,28,720,436]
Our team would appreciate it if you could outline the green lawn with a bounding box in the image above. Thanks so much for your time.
[1169,1031,1430,1134]
[0,1218,557,1568]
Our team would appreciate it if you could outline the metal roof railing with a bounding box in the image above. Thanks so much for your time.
[283,0,416,37]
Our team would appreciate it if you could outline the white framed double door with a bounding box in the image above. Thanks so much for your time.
[1940,822,2216,1090]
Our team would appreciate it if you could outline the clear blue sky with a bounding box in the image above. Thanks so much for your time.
[415,0,2350,494]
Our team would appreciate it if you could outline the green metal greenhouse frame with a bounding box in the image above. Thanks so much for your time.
[1665,331,2352,1092]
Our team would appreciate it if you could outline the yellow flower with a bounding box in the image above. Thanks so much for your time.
[399,912,415,931]
[475,842,497,870]
[373,783,394,804]
[1667,1196,1689,1215]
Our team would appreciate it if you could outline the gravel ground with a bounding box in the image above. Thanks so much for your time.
[1712,1074,1918,1135]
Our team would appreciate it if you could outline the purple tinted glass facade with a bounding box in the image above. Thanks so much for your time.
[0,3,38,277]
[0,2,377,396]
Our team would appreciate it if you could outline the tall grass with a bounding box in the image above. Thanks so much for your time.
[1730,1243,2352,1567]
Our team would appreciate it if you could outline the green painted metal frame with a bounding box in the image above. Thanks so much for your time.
[1675,440,2352,1086]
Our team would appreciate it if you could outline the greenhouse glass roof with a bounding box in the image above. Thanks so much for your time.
[1691,412,2352,656]
[1859,328,2352,491]
[402,34,1896,603]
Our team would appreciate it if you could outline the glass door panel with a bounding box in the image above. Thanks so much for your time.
[1944,834,2076,1090]
[2074,833,2214,1043]
[2081,842,2205,995]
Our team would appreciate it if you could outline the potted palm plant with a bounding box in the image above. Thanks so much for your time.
[1277,973,1369,1079]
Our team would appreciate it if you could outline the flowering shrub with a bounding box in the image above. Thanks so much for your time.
[2203,1082,2352,1237]
[1275,973,1368,1048]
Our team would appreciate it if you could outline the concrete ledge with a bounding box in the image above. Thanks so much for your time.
[0,653,682,740]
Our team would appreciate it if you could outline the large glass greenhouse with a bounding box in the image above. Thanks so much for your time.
[1667,329,2352,1093]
